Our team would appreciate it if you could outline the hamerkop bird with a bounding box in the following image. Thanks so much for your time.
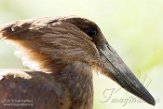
[0,16,155,109]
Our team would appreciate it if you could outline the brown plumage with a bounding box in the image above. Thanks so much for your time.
[0,16,155,109]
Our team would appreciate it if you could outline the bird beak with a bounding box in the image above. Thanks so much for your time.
[98,42,155,105]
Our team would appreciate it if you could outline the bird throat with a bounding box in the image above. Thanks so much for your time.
[54,62,93,109]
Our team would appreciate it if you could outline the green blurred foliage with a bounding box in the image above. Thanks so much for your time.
[0,0,162,109]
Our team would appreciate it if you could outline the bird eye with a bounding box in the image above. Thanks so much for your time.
[86,27,97,38]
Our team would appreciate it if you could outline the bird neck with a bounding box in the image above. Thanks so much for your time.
[54,62,93,109]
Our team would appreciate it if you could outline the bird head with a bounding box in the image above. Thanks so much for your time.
[0,16,155,105]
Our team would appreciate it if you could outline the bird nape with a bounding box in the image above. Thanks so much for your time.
[0,16,155,109]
